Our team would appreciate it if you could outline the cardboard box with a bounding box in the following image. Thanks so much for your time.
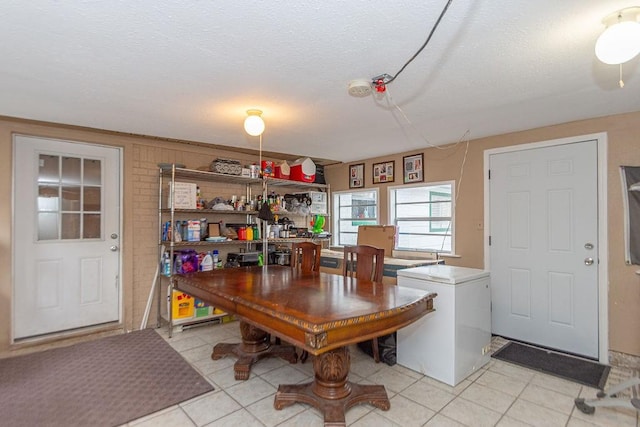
[187,220,201,241]
[208,222,221,237]
[357,225,396,255]
[319,249,442,285]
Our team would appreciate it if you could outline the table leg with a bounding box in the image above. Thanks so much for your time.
[274,347,390,426]
[211,321,298,380]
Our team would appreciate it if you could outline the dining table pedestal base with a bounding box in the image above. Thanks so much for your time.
[274,347,390,426]
[211,321,298,380]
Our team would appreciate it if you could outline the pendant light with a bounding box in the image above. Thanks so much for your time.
[244,109,265,137]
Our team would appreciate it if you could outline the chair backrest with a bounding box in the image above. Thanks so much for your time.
[342,245,385,283]
[291,242,322,273]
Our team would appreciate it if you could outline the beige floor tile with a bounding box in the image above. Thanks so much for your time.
[180,343,217,363]
[458,382,517,413]
[440,397,502,427]
[260,364,311,388]
[246,394,306,427]
[276,408,324,426]
[505,399,569,427]
[376,394,436,427]
[519,383,577,415]
[401,379,456,411]
[129,406,195,427]
[204,408,265,426]
[181,391,242,426]
[495,415,532,426]
[367,366,418,393]
[420,376,473,395]
[488,360,536,382]
[225,377,277,407]
[528,372,583,397]
[476,370,528,396]
[571,399,638,427]
[350,411,401,426]
[424,413,467,426]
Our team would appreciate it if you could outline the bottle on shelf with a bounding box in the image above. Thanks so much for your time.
[162,252,171,276]
[212,250,219,267]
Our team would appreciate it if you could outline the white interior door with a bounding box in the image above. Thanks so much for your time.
[489,139,599,358]
[13,135,121,339]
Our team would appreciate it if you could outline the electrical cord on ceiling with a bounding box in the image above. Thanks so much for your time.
[380,85,466,151]
[375,0,454,90]
[380,85,470,254]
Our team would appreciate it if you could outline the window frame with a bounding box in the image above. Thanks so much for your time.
[332,188,379,247]
[388,180,455,253]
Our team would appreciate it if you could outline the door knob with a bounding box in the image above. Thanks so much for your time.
[584,257,594,266]
[110,245,119,252]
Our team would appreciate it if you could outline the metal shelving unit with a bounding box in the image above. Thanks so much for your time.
[157,164,330,336]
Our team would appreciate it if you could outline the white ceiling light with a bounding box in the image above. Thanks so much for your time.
[595,7,640,65]
[244,109,265,136]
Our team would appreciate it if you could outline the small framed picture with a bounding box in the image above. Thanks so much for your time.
[372,160,395,184]
[349,163,364,188]
[403,153,424,184]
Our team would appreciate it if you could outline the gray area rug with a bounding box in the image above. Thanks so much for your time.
[0,328,214,426]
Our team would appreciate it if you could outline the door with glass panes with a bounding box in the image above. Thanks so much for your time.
[13,135,121,339]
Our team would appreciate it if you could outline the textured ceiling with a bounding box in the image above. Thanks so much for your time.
[1,1,639,163]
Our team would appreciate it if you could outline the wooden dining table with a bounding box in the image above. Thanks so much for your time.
[173,265,436,427]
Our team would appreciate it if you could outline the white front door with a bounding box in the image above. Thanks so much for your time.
[489,139,599,358]
[13,135,121,339]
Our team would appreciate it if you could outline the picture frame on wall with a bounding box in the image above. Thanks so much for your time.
[372,160,395,184]
[403,153,424,184]
[349,163,364,188]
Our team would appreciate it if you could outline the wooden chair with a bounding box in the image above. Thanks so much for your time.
[343,244,385,362]
[291,241,321,273]
[284,241,322,363]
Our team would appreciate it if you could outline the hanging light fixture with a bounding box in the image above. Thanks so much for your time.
[244,109,265,136]
[595,7,640,88]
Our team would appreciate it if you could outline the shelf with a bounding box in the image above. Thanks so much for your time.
[264,176,328,190]
[161,167,263,185]
[161,208,259,215]
[163,240,258,247]
[160,166,328,190]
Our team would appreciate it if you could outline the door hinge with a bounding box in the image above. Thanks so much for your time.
[489,235,491,246]
[488,169,491,180]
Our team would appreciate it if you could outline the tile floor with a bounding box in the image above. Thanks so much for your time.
[123,322,640,427]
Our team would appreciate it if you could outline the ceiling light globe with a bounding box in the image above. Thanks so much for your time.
[595,21,640,65]
[244,111,265,136]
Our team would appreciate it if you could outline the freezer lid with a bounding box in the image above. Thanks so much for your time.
[397,265,489,284]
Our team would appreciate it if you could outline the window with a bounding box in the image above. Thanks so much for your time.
[389,182,454,253]
[332,189,378,246]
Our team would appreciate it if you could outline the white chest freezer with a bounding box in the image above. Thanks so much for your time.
[397,265,491,386]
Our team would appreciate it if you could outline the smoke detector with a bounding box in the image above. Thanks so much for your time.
[348,79,372,97]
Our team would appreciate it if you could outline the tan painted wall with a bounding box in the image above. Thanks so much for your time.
[1,111,639,358]
[325,110,640,357]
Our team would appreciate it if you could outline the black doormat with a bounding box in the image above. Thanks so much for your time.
[492,341,610,389]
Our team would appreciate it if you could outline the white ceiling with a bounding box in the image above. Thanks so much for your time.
[1,1,639,163]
